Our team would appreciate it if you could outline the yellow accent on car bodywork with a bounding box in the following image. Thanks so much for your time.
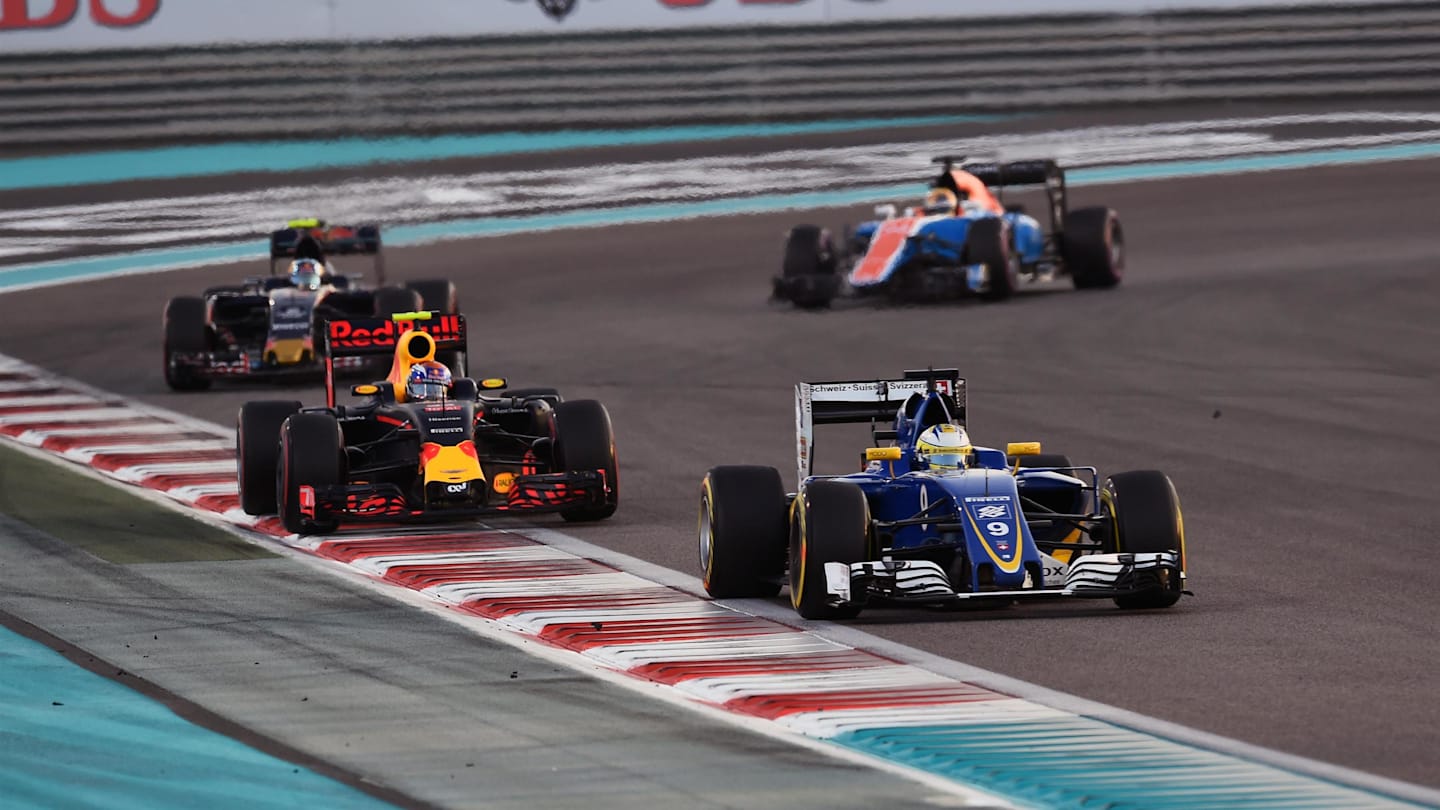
[481,378,508,390]
[492,472,517,494]
[390,311,432,321]
[964,504,1025,574]
[423,446,484,485]
[864,447,903,461]
[1006,441,1042,456]
[266,338,308,365]
[351,384,379,396]
[1049,528,1083,564]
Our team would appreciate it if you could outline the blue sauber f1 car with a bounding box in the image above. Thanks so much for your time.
[772,157,1124,308]
[698,369,1187,620]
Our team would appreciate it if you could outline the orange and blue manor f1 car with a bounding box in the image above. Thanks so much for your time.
[163,219,460,390]
[698,369,1187,619]
[773,158,1124,308]
[237,312,618,534]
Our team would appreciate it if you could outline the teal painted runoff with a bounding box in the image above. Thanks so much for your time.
[0,115,1013,191]
[6,139,1440,292]
[0,626,394,810]
[830,719,1430,810]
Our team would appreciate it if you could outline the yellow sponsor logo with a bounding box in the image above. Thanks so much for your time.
[492,472,517,494]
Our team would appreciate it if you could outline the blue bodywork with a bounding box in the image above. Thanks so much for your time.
[848,208,1047,289]
[803,390,1087,593]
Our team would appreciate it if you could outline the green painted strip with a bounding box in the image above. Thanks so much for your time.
[0,441,272,564]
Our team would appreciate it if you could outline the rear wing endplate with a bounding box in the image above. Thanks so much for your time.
[795,368,965,484]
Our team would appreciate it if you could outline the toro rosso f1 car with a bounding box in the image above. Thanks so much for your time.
[772,158,1124,308]
[163,219,460,390]
[698,369,1187,619]
[236,312,618,535]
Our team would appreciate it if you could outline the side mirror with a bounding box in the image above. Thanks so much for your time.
[350,381,394,400]
[873,203,898,220]
[1006,441,1042,456]
[479,377,507,390]
[864,447,903,461]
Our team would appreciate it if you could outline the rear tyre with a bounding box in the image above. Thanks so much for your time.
[1063,207,1124,289]
[777,225,840,309]
[789,479,870,620]
[967,217,1017,301]
[237,400,301,516]
[1101,470,1185,609]
[553,400,618,522]
[277,413,345,535]
[405,280,463,371]
[163,296,211,391]
[699,466,788,598]
[372,287,422,319]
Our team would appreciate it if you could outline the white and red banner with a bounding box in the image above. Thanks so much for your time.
[1,0,1394,52]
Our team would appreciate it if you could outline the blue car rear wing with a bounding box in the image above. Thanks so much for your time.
[795,368,965,484]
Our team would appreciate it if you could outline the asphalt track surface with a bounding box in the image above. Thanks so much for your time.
[2,103,1439,798]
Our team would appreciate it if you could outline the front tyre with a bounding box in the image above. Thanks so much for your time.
[553,400,619,522]
[277,413,345,535]
[776,225,841,309]
[967,217,1018,301]
[789,479,870,620]
[1101,470,1186,609]
[237,400,301,516]
[699,466,787,598]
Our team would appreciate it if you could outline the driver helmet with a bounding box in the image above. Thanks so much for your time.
[922,187,959,216]
[915,424,972,472]
[406,361,453,402]
[288,258,325,290]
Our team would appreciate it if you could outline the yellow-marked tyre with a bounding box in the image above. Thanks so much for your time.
[698,466,787,599]
[789,479,869,620]
[1101,470,1185,609]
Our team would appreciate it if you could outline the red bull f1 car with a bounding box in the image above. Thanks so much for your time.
[772,158,1124,308]
[698,369,1187,619]
[163,219,460,390]
[236,312,619,535]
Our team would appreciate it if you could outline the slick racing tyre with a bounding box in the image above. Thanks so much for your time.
[404,279,459,314]
[553,400,619,522]
[163,296,211,391]
[778,225,841,309]
[277,413,345,535]
[790,479,870,620]
[372,286,422,320]
[699,466,788,599]
[237,400,301,516]
[1101,470,1185,609]
[967,217,1018,302]
[1063,207,1124,289]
